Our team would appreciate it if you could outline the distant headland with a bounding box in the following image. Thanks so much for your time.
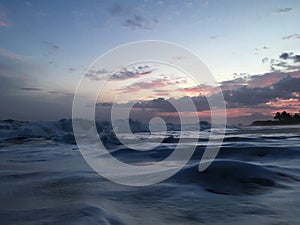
[251,111,300,126]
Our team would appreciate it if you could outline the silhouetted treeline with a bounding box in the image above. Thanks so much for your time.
[251,110,300,126]
[274,111,300,122]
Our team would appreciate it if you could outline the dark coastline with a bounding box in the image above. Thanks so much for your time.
[251,120,300,126]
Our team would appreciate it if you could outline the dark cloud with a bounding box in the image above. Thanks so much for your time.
[223,86,276,108]
[0,54,73,120]
[68,67,77,72]
[0,74,74,121]
[108,3,124,16]
[142,96,209,112]
[279,52,290,60]
[0,8,10,27]
[0,75,25,94]
[0,48,24,61]
[255,46,269,52]
[107,3,158,31]
[86,66,153,81]
[294,55,300,63]
[247,71,295,87]
[223,76,300,108]
[123,15,152,30]
[43,41,59,51]
[220,77,247,88]
[279,52,300,63]
[269,52,300,71]
[209,35,218,40]
[43,41,60,57]
[76,71,300,123]
[116,76,187,94]
[273,75,300,93]
[84,69,110,81]
[133,98,178,113]
[117,78,168,93]
[152,17,159,24]
[273,7,292,13]
[48,90,73,96]
[262,57,269,63]
[282,34,300,40]
[20,87,43,91]
[0,55,32,95]
[96,95,210,119]
[112,66,153,80]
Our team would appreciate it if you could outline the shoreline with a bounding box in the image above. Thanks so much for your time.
[251,120,300,126]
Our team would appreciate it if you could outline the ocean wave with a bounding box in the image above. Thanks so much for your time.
[0,119,214,144]
[168,160,299,195]
[0,203,125,225]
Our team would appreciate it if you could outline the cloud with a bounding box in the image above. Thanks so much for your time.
[273,75,300,93]
[0,74,74,120]
[111,66,153,80]
[0,52,31,95]
[262,57,269,63]
[0,9,10,27]
[0,52,74,120]
[266,98,300,110]
[209,35,218,40]
[282,34,300,40]
[43,41,60,56]
[179,85,218,96]
[68,67,77,72]
[48,90,73,96]
[279,52,290,60]
[0,21,9,27]
[116,78,176,93]
[0,48,25,61]
[125,73,296,116]
[223,75,300,108]
[268,52,300,71]
[96,94,211,123]
[273,7,292,13]
[219,77,247,90]
[0,90,74,121]
[108,3,124,16]
[86,65,153,81]
[279,52,300,63]
[223,86,276,108]
[123,15,152,30]
[93,68,300,124]
[247,71,300,87]
[20,87,43,91]
[43,41,59,50]
[85,69,109,81]
[134,95,210,113]
[106,3,159,31]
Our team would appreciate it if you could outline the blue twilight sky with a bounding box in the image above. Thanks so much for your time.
[1,0,300,123]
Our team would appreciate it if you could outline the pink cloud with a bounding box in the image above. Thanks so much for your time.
[0,20,9,27]
[0,48,24,61]
[218,71,300,91]
[116,78,179,94]
[0,9,10,27]
[266,98,300,110]
[156,106,277,118]
[176,84,221,97]
[153,89,173,97]
[247,72,300,88]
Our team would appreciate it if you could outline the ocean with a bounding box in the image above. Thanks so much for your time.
[1,120,300,224]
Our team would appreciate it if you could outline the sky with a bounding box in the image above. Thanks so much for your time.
[0,0,300,125]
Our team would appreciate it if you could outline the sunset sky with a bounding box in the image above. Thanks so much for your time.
[1,0,300,124]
